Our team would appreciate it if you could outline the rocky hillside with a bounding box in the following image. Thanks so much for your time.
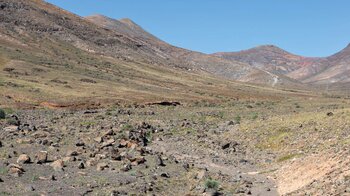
[0,0,276,85]
[214,44,350,86]
[214,45,312,75]
[1,1,350,196]
[303,44,350,84]
[85,15,292,86]
[0,0,293,108]
[0,0,311,110]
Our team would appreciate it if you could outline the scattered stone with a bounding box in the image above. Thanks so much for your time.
[86,158,98,167]
[31,131,50,139]
[121,163,132,172]
[35,151,48,164]
[111,190,128,196]
[41,139,49,146]
[75,140,85,147]
[94,137,103,143]
[239,159,248,164]
[78,172,87,176]
[39,175,56,181]
[183,162,190,171]
[16,138,35,144]
[111,152,124,161]
[50,159,64,172]
[131,157,146,166]
[221,143,231,150]
[327,112,334,116]
[25,185,35,192]
[66,150,79,156]
[118,139,128,148]
[78,162,85,169]
[17,154,31,164]
[83,110,98,114]
[63,156,77,163]
[156,155,166,167]
[160,172,170,178]
[221,141,238,150]
[8,164,25,177]
[101,139,115,148]
[235,188,246,194]
[227,120,235,126]
[3,126,19,132]
[96,162,108,171]
[196,170,207,180]
[51,175,57,181]
[82,189,93,195]
[102,129,114,137]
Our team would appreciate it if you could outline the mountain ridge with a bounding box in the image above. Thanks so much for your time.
[1,0,308,108]
[76,13,350,87]
[214,43,350,85]
[85,14,291,86]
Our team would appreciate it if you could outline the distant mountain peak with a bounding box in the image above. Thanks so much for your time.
[255,44,279,49]
[119,18,136,24]
[86,15,136,24]
[247,45,289,54]
[118,18,142,30]
[86,14,106,18]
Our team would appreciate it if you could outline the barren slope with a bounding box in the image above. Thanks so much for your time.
[214,44,350,87]
[0,0,311,109]
[303,44,350,84]
[214,45,331,81]
[85,15,283,86]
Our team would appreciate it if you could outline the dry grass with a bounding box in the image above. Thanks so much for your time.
[0,37,321,110]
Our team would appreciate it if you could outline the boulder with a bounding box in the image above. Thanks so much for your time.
[94,137,103,143]
[160,172,170,178]
[78,162,85,169]
[121,163,132,172]
[8,164,25,177]
[50,159,64,171]
[156,155,166,167]
[101,139,115,148]
[96,162,109,171]
[35,151,48,164]
[17,154,31,164]
[66,150,79,156]
[86,158,98,167]
[131,157,146,166]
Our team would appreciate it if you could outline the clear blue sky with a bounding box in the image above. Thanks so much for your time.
[46,0,350,57]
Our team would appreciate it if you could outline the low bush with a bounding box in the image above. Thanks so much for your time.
[0,109,5,119]
[205,178,219,190]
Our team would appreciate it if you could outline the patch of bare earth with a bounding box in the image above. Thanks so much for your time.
[276,150,350,195]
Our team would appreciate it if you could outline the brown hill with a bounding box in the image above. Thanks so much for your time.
[303,44,350,84]
[214,44,350,88]
[85,15,299,87]
[0,0,309,108]
[213,45,330,80]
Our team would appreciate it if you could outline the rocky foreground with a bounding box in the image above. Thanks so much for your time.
[0,104,277,196]
[1,99,350,196]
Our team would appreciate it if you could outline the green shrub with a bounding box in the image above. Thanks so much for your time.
[121,124,133,132]
[0,109,5,119]
[251,112,258,120]
[205,179,219,190]
[218,111,225,119]
[234,115,241,124]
